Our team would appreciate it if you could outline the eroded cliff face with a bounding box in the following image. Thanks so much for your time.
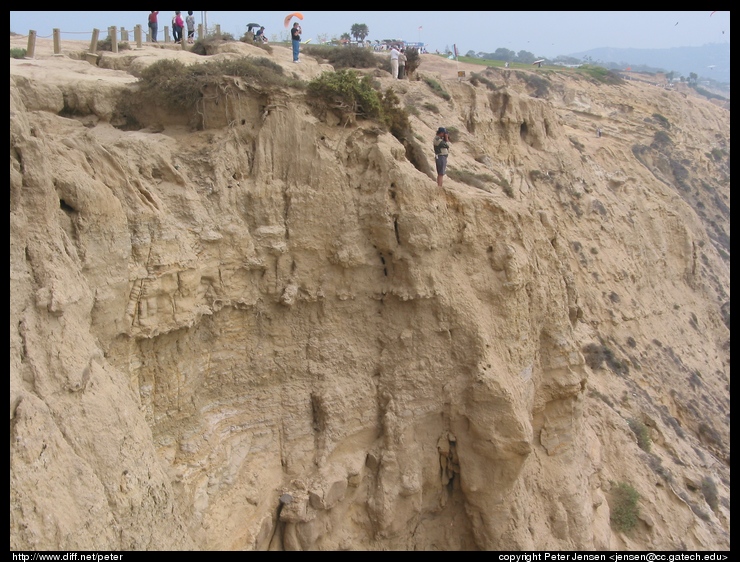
[10,39,730,551]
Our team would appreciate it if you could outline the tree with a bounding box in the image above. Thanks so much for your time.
[490,48,515,62]
[689,72,698,85]
[405,47,421,77]
[465,50,477,58]
[340,32,350,44]
[350,23,369,43]
[515,50,536,64]
[554,55,581,65]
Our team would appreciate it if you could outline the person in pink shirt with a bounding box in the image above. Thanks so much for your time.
[172,11,184,42]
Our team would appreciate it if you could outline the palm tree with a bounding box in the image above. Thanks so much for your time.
[340,32,351,45]
[350,23,369,43]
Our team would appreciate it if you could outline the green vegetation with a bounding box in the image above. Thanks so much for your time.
[305,68,421,175]
[379,87,412,139]
[496,177,514,198]
[610,481,641,533]
[190,34,236,56]
[302,44,380,69]
[421,76,451,101]
[306,69,383,123]
[709,148,726,161]
[569,136,585,152]
[692,85,728,102]
[582,341,630,375]
[469,72,499,90]
[515,71,551,97]
[529,170,550,182]
[577,64,624,85]
[350,23,369,43]
[588,388,614,407]
[447,168,513,197]
[136,58,301,113]
[404,47,421,77]
[652,113,670,129]
[701,477,719,513]
[96,37,130,52]
[646,453,673,483]
[652,130,672,148]
[447,169,494,192]
[678,489,711,521]
[10,48,27,59]
[628,418,652,453]
[404,102,420,117]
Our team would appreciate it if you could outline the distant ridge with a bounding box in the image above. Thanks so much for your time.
[568,43,730,84]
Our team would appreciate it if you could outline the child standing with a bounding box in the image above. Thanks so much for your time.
[186,11,196,44]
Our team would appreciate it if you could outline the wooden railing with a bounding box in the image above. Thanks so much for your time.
[20,23,222,59]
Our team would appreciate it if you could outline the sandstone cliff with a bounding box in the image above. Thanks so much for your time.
[10,37,730,551]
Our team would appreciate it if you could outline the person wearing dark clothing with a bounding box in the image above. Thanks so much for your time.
[433,127,450,187]
[291,22,302,62]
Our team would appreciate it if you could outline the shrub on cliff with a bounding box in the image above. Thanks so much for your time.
[306,69,383,124]
[137,58,302,111]
[610,481,641,533]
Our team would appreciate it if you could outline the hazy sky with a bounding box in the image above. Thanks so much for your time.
[10,11,730,58]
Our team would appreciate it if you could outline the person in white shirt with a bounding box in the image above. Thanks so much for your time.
[390,45,400,79]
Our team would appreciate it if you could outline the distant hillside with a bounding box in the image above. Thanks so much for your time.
[569,43,730,85]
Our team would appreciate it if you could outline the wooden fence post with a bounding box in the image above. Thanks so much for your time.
[26,30,36,59]
[164,26,170,43]
[86,28,100,65]
[109,26,118,53]
[89,29,99,53]
[135,25,142,48]
[215,25,221,39]
[52,28,61,55]
[198,23,204,41]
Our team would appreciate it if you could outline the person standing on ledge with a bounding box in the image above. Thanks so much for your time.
[398,48,407,79]
[389,44,400,79]
[172,11,184,43]
[433,127,450,187]
[186,11,196,44]
[148,11,159,42]
[291,22,302,62]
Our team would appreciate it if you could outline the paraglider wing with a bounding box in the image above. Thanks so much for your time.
[284,12,304,28]
[247,23,261,32]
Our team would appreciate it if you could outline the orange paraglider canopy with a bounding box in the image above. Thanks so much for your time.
[284,12,304,28]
